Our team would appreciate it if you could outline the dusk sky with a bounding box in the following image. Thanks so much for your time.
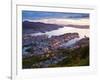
[22,11,89,21]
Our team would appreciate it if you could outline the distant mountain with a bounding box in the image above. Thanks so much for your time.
[66,24,89,29]
[22,21,63,34]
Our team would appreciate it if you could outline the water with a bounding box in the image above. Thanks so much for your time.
[22,46,31,55]
[31,26,89,48]
[60,38,81,48]
[31,26,89,38]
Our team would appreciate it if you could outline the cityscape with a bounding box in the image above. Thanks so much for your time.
[22,11,89,69]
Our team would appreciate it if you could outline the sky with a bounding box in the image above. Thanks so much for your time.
[22,11,89,21]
